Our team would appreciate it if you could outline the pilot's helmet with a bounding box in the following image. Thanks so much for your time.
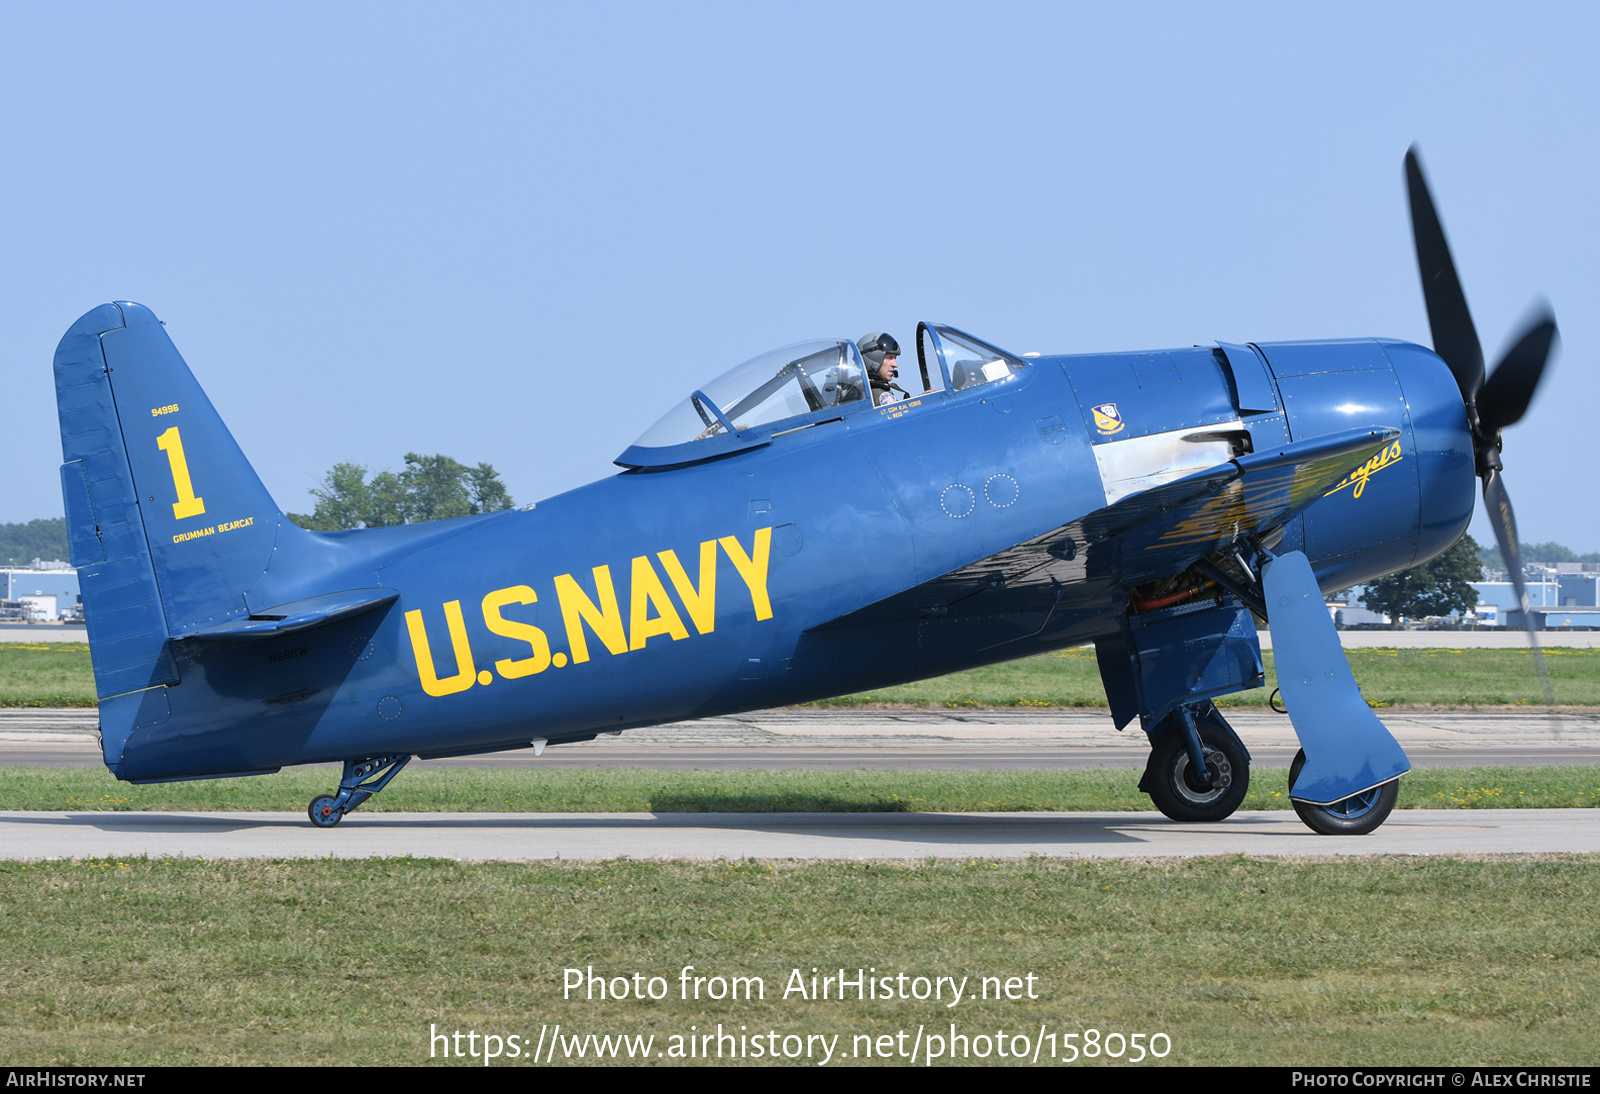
[858,332,901,374]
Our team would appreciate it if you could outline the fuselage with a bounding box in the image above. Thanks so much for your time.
[105,334,1474,782]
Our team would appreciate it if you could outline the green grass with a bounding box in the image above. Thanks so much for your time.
[1,856,1596,1065]
[8,642,1600,709]
[0,642,95,707]
[3,765,1596,813]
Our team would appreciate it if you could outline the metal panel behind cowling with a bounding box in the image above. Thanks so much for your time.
[1091,426,1239,506]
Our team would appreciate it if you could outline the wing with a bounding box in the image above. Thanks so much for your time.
[813,426,1400,630]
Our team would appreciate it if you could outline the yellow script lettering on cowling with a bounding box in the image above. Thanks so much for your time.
[1322,440,1404,500]
[405,527,776,697]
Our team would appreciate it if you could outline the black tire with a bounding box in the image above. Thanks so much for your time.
[1145,725,1250,822]
[308,795,343,828]
[1287,749,1399,836]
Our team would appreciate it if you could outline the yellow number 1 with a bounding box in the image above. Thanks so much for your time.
[155,426,206,520]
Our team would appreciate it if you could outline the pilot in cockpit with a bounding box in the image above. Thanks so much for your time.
[860,332,911,406]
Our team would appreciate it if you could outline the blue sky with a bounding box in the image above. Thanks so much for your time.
[2,3,1595,549]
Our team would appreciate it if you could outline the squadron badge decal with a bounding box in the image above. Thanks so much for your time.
[1091,403,1126,435]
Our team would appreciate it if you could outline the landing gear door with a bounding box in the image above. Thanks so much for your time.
[916,322,950,394]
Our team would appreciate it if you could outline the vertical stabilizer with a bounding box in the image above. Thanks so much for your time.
[55,302,286,698]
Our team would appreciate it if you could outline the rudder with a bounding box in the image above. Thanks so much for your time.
[55,302,286,699]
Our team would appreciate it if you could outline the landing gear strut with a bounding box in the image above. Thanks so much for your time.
[308,754,412,828]
[1140,703,1251,823]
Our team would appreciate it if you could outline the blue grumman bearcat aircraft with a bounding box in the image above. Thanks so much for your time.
[54,149,1557,834]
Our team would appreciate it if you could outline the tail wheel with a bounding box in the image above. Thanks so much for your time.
[308,795,343,828]
[1145,726,1250,823]
[1288,749,1399,836]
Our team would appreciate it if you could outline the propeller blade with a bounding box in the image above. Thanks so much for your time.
[1482,470,1556,708]
[1406,147,1486,403]
[1478,309,1559,435]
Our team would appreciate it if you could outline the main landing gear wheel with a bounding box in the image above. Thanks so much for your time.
[1287,749,1399,836]
[1145,727,1250,823]
[308,795,343,828]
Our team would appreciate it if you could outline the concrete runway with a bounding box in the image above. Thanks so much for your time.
[3,807,1597,860]
[4,706,1599,770]
[4,706,1594,861]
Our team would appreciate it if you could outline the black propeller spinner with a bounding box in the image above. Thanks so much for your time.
[1404,146,1560,704]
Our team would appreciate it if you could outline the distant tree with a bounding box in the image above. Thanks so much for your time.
[466,462,514,515]
[1478,540,1600,572]
[0,518,70,566]
[1522,541,1581,563]
[1363,532,1485,627]
[289,463,374,531]
[287,454,514,530]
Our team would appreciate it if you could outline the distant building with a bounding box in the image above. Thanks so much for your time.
[0,559,81,622]
[1473,562,1600,630]
[1507,607,1600,631]
[1341,582,1491,629]
[1329,562,1596,632]
[1329,597,1389,628]
[1555,563,1600,607]
[1473,577,1560,615]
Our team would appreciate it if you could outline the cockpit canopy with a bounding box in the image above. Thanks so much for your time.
[634,339,866,448]
[616,324,1027,469]
[618,339,869,468]
[919,324,1025,393]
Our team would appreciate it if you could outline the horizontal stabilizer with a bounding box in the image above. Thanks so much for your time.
[184,589,399,640]
[814,427,1400,631]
